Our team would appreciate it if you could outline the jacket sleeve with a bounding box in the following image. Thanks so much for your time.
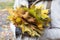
[43,0,60,39]
[51,0,60,28]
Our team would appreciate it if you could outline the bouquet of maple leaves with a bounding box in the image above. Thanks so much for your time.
[7,1,50,37]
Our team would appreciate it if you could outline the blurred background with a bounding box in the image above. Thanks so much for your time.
[0,0,14,9]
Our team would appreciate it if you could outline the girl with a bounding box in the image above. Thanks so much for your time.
[10,0,60,40]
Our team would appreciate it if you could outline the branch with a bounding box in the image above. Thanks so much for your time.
[31,0,40,7]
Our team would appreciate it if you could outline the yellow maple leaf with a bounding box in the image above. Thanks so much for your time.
[35,4,44,9]
[41,9,49,14]
[41,13,49,19]
[16,17,21,23]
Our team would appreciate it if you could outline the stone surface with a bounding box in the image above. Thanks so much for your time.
[0,10,15,40]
